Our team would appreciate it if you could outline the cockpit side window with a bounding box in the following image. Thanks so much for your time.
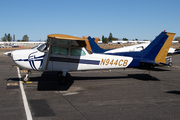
[70,48,86,56]
[52,46,69,55]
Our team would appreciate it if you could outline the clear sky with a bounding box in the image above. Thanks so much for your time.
[0,0,180,41]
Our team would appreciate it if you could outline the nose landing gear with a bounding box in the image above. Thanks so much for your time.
[22,70,31,82]
[21,69,68,85]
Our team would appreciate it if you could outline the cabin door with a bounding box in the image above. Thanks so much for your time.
[50,46,69,71]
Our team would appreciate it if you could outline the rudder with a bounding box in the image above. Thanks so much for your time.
[141,31,175,64]
[155,32,175,63]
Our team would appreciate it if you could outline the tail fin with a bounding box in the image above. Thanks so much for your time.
[141,31,175,63]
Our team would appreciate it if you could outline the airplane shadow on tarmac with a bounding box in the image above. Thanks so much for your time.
[9,71,160,91]
[166,90,180,95]
[72,74,160,81]
[137,67,171,71]
[37,72,74,91]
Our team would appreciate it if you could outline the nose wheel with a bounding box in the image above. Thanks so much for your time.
[22,70,30,82]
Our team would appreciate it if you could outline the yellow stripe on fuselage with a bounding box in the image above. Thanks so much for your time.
[155,32,175,63]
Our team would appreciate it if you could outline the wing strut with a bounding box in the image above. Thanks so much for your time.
[45,39,53,70]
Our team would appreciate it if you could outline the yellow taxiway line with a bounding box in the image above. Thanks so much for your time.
[21,81,32,84]
[7,82,18,86]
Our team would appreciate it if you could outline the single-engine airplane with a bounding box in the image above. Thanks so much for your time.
[4,31,175,84]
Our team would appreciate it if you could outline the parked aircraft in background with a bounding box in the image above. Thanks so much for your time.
[85,36,176,54]
[4,31,175,84]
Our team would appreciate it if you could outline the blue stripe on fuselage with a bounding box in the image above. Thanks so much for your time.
[14,59,29,61]
[50,57,100,65]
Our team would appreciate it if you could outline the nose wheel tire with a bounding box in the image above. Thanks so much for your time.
[22,70,30,82]
[22,75,30,82]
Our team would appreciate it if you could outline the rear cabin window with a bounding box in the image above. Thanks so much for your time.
[52,46,69,55]
[70,48,86,56]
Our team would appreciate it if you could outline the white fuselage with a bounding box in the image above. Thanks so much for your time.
[10,47,133,72]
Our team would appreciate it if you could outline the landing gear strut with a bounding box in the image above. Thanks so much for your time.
[57,71,68,85]
[22,70,31,82]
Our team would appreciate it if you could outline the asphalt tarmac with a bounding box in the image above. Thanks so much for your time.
[1,51,180,120]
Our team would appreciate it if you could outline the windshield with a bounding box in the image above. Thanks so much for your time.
[31,44,41,49]
[37,43,47,52]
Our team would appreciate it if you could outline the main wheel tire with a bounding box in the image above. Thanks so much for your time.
[58,76,67,85]
[57,72,63,78]
[57,72,67,85]
[168,62,173,67]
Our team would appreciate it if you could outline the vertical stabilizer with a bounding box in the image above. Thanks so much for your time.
[155,32,175,63]
[141,31,175,63]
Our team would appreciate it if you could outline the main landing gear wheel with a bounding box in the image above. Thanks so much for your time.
[149,65,154,69]
[57,72,68,85]
[168,62,173,67]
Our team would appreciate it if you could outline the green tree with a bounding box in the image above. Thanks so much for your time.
[102,35,105,41]
[1,33,12,41]
[112,37,118,41]
[108,33,113,41]
[1,37,6,41]
[7,33,12,42]
[103,37,108,43]
[13,34,15,42]
[102,35,108,43]
[174,37,180,41]
[22,35,29,42]
[123,38,128,41]
[5,33,7,41]
[102,33,118,43]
